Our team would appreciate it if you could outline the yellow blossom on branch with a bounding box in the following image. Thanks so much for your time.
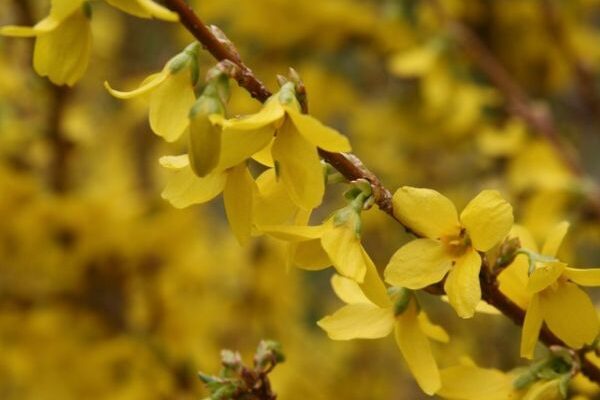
[317,274,447,395]
[384,187,513,318]
[104,0,179,21]
[221,82,351,210]
[104,42,200,142]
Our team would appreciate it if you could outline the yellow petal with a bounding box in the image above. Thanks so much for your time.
[253,169,298,227]
[251,139,274,167]
[159,155,226,208]
[444,248,482,318]
[541,221,569,257]
[527,262,566,293]
[216,126,274,171]
[540,282,599,349]
[260,224,325,241]
[285,107,351,152]
[188,115,221,177]
[384,239,453,289]
[49,0,87,22]
[438,365,514,400]
[222,97,284,130]
[460,190,513,252]
[149,68,196,142]
[521,294,543,359]
[522,379,561,400]
[136,0,179,20]
[2,0,86,37]
[317,303,394,340]
[292,239,331,270]
[395,304,441,395]
[498,256,531,308]
[272,120,324,210]
[321,218,367,283]
[106,0,178,21]
[564,267,600,287]
[223,164,256,245]
[104,71,169,99]
[359,248,392,308]
[33,9,92,86]
[1,25,41,37]
[392,187,460,239]
[509,224,539,252]
[159,154,188,169]
[331,274,370,305]
[417,312,450,343]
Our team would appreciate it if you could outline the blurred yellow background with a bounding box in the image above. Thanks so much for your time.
[2,0,600,398]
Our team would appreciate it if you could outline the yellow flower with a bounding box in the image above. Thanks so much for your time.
[517,222,600,359]
[105,0,179,21]
[104,43,199,142]
[384,187,513,318]
[1,0,92,86]
[221,82,351,210]
[317,273,447,395]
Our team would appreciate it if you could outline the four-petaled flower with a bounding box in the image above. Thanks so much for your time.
[384,187,513,318]
[318,273,448,395]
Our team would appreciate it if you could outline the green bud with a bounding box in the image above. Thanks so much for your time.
[183,41,201,57]
[188,96,224,177]
[278,82,297,105]
[189,56,200,87]
[167,52,191,74]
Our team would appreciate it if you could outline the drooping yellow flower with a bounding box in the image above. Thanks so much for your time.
[384,187,513,318]
[517,222,600,359]
[104,0,179,21]
[317,274,447,395]
[221,82,351,210]
[104,43,200,142]
[1,0,92,86]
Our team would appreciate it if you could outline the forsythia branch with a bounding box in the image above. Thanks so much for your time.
[162,0,600,385]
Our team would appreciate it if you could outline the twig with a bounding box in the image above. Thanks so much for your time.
[162,0,600,384]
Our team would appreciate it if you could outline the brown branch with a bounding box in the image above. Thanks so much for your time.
[162,0,600,385]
